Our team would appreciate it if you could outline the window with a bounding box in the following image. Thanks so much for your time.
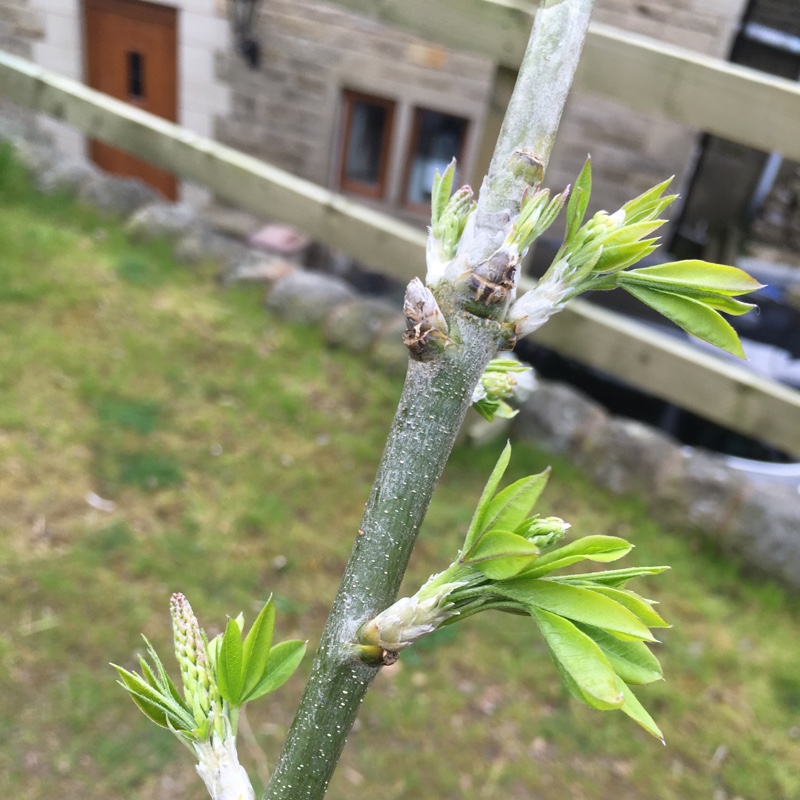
[338,90,396,199]
[404,108,469,211]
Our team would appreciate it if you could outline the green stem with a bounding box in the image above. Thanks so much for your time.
[473,0,596,258]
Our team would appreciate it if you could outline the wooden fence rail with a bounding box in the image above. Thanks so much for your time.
[1,48,800,456]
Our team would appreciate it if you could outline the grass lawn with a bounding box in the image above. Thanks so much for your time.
[0,145,798,800]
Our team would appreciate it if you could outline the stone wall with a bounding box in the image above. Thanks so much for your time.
[0,0,39,58]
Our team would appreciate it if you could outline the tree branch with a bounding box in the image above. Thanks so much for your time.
[262,3,596,798]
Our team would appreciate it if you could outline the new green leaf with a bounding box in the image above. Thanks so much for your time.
[619,283,746,358]
[557,566,670,588]
[575,623,663,685]
[475,469,550,543]
[218,617,244,706]
[618,678,665,742]
[244,640,307,702]
[242,598,275,700]
[463,441,511,550]
[522,535,632,577]
[463,530,540,579]
[531,607,622,709]
[499,580,656,641]
[589,586,669,629]
[565,157,592,241]
[624,260,763,295]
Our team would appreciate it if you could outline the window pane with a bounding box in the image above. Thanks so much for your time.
[344,100,388,185]
[406,110,468,206]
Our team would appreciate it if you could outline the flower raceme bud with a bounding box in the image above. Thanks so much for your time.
[517,516,570,548]
[171,592,219,728]
[471,356,537,422]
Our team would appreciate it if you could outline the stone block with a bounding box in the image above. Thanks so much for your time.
[577,416,682,497]
[266,270,356,325]
[323,298,399,354]
[79,174,160,218]
[36,158,100,195]
[13,140,58,175]
[126,202,207,242]
[729,484,800,590]
[369,315,410,376]
[222,250,297,285]
[174,230,250,266]
[512,380,609,457]
[651,449,749,533]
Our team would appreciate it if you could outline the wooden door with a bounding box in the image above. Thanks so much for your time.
[83,0,178,199]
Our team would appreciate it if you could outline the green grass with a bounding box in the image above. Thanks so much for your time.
[0,145,798,800]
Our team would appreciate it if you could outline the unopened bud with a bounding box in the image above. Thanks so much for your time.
[359,581,465,652]
[518,516,570,548]
[171,593,219,729]
[510,148,545,188]
[403,278,450,360]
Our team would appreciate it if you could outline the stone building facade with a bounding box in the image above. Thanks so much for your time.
[0,0,758,227]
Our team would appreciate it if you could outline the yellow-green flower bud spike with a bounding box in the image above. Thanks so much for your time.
[171,593,220,732]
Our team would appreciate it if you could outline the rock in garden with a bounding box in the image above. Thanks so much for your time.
[324,298,399,353]
[266,270,356,324]
[513,380,609,457]
[79,174,159,217]
[126,202,206,241]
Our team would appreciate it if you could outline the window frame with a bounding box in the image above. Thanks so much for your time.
[337,89,396,200]
[401,105,470,215]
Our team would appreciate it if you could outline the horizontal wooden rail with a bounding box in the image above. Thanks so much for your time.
[325,0,800,162]
[1,49,800,455]
[0,51,428,283]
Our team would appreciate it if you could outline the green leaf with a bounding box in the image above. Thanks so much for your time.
[243,640,307,703]
[589,586,669,629]
[476,469,550,543]
[242,598,275,700]
[463,442,512,551]
[565,157,592,241]
[522,535,633,577]
[631,259,764,297]
[113,664,195,731]
[556,566,670,588]
[463,530,540,579]
[603,220,666,248]
[620,177,673,218]
[431,158,456,229]
[499,580,655,641]
[617,677,664,742]
[593,239,659,274]
[143,638,186,709]
[531,607,623,709]
[686,293,757,316]
[620,283,746,358]
[624,260,763,295]
[575,623,663,685]
[217,618,244,706]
